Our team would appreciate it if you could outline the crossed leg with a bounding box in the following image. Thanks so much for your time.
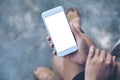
[33,7,120,80]
[33,7,94,80]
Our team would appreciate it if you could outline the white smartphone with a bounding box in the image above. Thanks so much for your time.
[42,6,77,57]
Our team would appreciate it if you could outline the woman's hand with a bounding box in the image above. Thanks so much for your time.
[85,45,116,80]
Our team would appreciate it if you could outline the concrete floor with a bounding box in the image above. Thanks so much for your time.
[0,0,120,80]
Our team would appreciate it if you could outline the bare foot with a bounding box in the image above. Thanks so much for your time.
[34,67,54,80]
[65,7,91,66]
[66,7,83,33]
[63,7,87,80]
[66,7,93,46]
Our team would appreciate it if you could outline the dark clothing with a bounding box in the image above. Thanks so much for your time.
[111,39,120,61]
[72,71,84,80]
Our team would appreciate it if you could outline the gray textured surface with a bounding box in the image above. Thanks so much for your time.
[0,0,120,80]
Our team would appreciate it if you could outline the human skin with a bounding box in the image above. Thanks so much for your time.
[64,9,120,80]
[49,7,94,80]
[85,45,116,80]
[63,24,92,80]
[34,7,94,80]
[48,8,120,80]
[34,7,120,80]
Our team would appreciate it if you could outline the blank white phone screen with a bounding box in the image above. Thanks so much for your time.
[44,11,76,53]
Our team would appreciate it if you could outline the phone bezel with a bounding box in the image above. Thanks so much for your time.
[41,6,77,57]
